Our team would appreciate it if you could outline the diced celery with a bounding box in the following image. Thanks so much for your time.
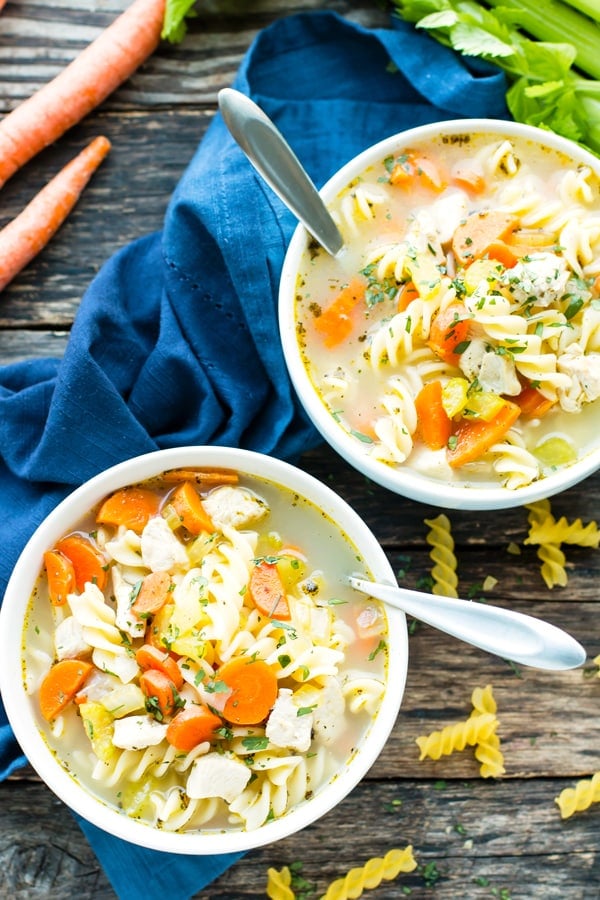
[276,553,308,592]
[100,683,146,719]
[171,631,212,665]
[533,436,577,467]
[120,775,164,818]
[79,701,116,762]
[463,257,503,293]
[442,377,469,417]
[463,391,506,421]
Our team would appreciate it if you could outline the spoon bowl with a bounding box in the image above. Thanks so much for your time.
[349,576,586,671]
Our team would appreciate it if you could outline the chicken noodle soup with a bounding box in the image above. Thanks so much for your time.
[294,132,600,489]
[24,468,389,833]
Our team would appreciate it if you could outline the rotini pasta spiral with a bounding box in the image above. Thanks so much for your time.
[469,685,505,778]
[555,772,600,819]
[424,514,458,598]
[320,846,417,900]
[525,515,600,548]
[266,866,295,900]
[416,713,497,760]
[525,500,568,589]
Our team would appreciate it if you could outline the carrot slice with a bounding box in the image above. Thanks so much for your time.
[249,560,290,620]
[452,211,519,267]
[514,384,554,419]
[135,643,183,690]
[96,486,161,533]
[485,241,519,269]
[139,669,179,720]
[161,468,239,486]
[313,278,366,349]
[428,303,471,365]
[39,659,94,721]
[397,280,419,311]
[390,153,446,191]
[44,549,76,606]
[131,571,173,618]
[415,381,452,450]
[166,705,223,751]
[447,400,521,468]
[451,167,485,194]
[218,656,278,725]
[55,533,108,592]
[169,480,214,534]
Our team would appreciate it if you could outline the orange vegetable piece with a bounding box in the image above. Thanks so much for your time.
[135,643,183,690]
[55,533,108,592]
[139,668,179,720]
[313,278,366,349]
[161,468,239,486]
[485,241,519,269]
[0,0,165,191]
[451,167,485,194]
[0,136,111,293]
[428,303,471,365]
[218,656,278,725]
[131,571,173,618]
[96,486,161,534]
[169,480,214,534]
[390,153,446,191]
[397,280,419,311]
[447,400,521,468]
[249,560,290,620]
[44,549,75,606]
[514,384,554,419]
[452,211,519,267]
[166,705,223,751]
[415,381,452,450]
[39,659,94,721]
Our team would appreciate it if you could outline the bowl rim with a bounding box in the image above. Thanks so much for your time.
[0,445,408,854]
[278,118,600,511]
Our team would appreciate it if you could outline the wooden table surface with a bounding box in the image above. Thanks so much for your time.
[1,2,600,898]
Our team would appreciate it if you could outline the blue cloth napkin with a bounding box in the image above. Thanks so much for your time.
[0,10,508,899]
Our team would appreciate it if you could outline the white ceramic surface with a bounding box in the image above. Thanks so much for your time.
[0,446,408,854]
[279,119,600,510]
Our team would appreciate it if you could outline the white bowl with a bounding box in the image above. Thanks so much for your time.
[279,119,600,510]
[0,446,407,854]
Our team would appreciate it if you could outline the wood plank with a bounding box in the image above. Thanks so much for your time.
[2,778,599,898]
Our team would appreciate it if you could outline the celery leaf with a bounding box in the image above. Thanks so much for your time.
[450,22,515,56]
[162,0,197,44]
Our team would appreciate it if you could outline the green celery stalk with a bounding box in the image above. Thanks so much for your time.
[482,0,600,79]
[559,0,600,20]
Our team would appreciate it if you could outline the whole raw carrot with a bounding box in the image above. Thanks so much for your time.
[0,0,165,189]
[0,135,111,292]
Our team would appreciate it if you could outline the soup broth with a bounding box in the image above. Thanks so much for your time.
[295,132,600,489]
[24,469,388,833]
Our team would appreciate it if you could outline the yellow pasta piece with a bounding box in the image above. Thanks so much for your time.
[416,713,497,760]
[424,514,458,598]
[469,684,505,778]
[555,772,600,819]
[525,501,568,589]
[319,846,417,900]
[266,866,295,900]
[525,515,600,549]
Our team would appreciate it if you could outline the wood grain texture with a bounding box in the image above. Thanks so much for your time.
[1,1,600,898]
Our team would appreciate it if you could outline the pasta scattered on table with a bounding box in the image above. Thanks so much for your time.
[525,500,568,589]
[424,514,458,597]
[469,684,505,778]
[416,712,497,761]
[266,847,417,900]
[525,515,600,548]
[555,772,600,819]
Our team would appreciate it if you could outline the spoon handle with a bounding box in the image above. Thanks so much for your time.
[348,577,586,671]
[218,88,344,257]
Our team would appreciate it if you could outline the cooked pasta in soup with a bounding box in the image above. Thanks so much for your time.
[24,469,388,833]
[294,132,600,489]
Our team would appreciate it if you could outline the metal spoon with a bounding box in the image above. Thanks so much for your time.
[217,87,344,257]
[348,576,586,671]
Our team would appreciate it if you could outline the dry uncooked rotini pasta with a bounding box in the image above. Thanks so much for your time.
[416,712,497,761]
[424,514,458,598]
[319,846,417,900]
[525,500,568,589]
[266,865,295,900]
[470,684,505,778]
[555,772,600,819]
[525,515,600,548]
